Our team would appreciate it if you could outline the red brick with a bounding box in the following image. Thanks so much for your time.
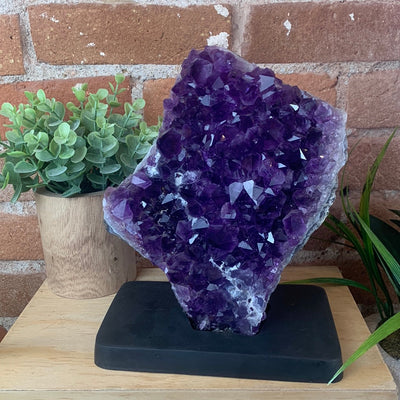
[0,76,131,140]
[0,15,24,75]
[244,3,400,63]
[28,4,231,65]
[0,213,43,260]
[143,78,175,126]
[278,73,337,106]
[0,185,34,203]
[0,263,45,316]
[345,134,400,191]
[347,71,400,128]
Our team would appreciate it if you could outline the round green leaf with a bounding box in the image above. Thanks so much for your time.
[59,147,75,160]
[7,151,27,158]
[132,98,145,111]
[72,87,86,102]
[69,119,80,131]
[103,144,119,158]
[85,149,105,164]
[48,172,69,182]
[36,103,52,113]
[68,161,85,174]
[14,160,37,174]
[96,89,109,100]
[71,146,87,163]
[87,173,106,186]
[62,185,82,198]
[58,122,70,137]
[45,165,67,178]
[49,140,61,157]
[120,153,137,168]
[87,132,103,149]
[124,102,133,114]
[126,134,139,151]
[66,131,77,146]
[5,130,23,145]
[1,102,14,116]
[96,116,106,129]
[115,74,125,84]
[24,108,36,122]
[74,136,86,148]
[67,102,80,113]
[54,102,65,120]
[23,131,37,145]
[100,164,121,174]
[37,131,49,148]
[36,89,46,103]
[136,143,151,156]
[35,149,55,162]
[54,122,70,144]
[102,136,118,153]
[47,119,62,128]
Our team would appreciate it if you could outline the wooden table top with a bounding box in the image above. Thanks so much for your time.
[0,266,397,399]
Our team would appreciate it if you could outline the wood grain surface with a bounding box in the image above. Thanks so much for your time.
[35,189,137,298]
[0,266,397,399]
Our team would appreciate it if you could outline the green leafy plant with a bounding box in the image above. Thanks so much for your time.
[0,74,160,201]
[285,130,400,383]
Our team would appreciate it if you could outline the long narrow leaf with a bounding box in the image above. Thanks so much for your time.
[325,213,385,316]
[359,130,396,222]
[390,220,400,229]
[354,213,400,283]
[325,215,364,254]
[282,277,373,294]
[389,209,400,219]
[370,215,400,298]
[370,215,400,265]
[375,251,400,300]
[328,312,400,384]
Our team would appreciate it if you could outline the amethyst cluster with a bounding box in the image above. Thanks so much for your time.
[104,47,347,335]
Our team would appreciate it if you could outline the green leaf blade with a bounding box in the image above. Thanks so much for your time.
[282,277,373,294]
[14,160,37,174]
[45,165,67,178]
[329,312,400,384]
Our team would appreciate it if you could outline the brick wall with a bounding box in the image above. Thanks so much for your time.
[1,0,399,324]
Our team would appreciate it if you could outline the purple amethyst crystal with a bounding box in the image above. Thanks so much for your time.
[104,46,347,336]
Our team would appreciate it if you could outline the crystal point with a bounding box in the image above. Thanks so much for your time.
[103,46,347,336]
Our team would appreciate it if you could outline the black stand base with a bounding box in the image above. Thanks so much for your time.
[95,281,342,383]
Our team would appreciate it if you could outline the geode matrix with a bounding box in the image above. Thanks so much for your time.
[103,46,347,336]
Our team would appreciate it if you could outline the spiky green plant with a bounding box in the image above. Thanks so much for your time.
[285,130,400,383]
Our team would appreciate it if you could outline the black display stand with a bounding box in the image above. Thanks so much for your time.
[95,281,342,383]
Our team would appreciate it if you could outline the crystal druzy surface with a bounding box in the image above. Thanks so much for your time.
[103,46,347,336]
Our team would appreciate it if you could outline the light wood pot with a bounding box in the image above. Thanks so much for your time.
[35,188,136,298]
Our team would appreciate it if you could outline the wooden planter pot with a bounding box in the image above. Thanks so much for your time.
[35,188,136,299]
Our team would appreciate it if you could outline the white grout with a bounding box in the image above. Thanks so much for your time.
[0,260,45,274]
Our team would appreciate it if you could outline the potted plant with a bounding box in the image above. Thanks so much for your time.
[0,74,160,298]
[287,130,400,383]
